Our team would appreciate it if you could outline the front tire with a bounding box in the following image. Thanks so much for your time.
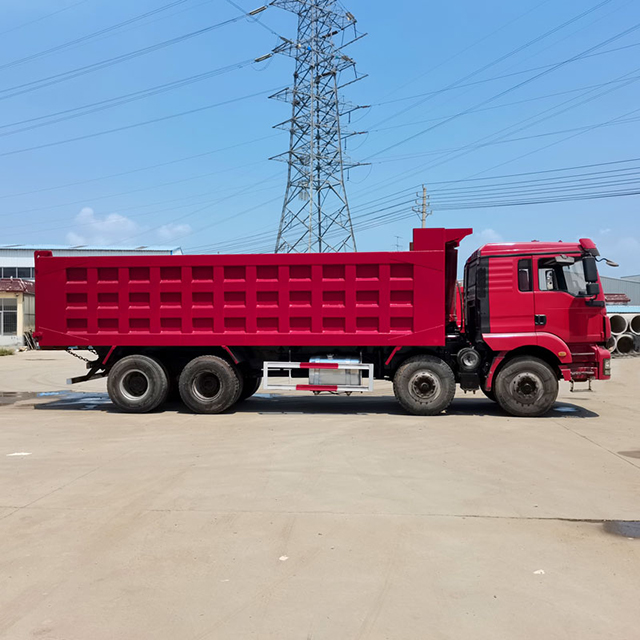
[393,355,456,416]
[494,356,558,417]
[179,356,241,414]
[107,355,169,413]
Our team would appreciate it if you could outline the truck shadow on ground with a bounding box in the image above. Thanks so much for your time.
[21,390,599,418]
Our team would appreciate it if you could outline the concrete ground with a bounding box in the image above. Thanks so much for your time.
[0,351,639,640]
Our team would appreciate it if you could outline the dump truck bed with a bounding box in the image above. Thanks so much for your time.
[34,228,471,349]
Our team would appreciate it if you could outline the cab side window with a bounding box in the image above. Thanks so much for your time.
[518,259,532,292]
[537,258,588,296]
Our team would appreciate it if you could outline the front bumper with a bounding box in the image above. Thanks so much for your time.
[560,346,611,382]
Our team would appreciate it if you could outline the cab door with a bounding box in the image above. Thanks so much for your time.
[487,256,536,334]
[533,255,603,346]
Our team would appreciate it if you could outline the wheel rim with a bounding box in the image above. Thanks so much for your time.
[119,369,150,402]
[510,372,544,405]
[192,371,221,402]
[408,371,441,402]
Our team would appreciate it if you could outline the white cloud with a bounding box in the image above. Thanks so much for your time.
[156,223,191,242]
[479,228,503,243]
[66,207,139,246]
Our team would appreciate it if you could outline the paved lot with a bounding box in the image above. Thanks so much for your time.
[0,351,639,639]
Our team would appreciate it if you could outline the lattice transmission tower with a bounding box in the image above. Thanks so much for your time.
[270,0,366,253]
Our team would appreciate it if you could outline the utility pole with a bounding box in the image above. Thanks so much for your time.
[270,0,367,253]
[394,235,403,251]
[412,184,431,228]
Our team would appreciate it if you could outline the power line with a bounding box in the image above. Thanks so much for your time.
[8,182,282,238]
[489,0,637,81]
[185,157,640,252]
[414,156,640,186]
[0,135,279,201]
[0,0,195,72]
[0,87,278,159]
[0,0,92,38]
[397,65,640,177]
[369,41,640,110]
[183,158,640,253]
[374,116,640,165]
[0,59,265,139]
[370,76,640,135]
[465,105,640,179]
[367,0,617,131]
[185,184,640,253]
[365,21,640,160]
[114,174,283,245]
[2,160,274,220]
[0,14,252,103]
[224,0,283,38]
[382,0,555,98]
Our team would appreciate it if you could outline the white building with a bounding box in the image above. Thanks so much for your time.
[0,279,35,348]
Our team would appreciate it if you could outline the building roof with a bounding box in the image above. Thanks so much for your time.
[0,244,181,253]
[607,305,640,314]
[0,278,35,294]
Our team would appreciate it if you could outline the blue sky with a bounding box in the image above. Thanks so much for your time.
[2,0,639,276]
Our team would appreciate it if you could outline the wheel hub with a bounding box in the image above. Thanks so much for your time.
[510,372,543,405]
[409,371,441,401]
[193,372,221,401]
[120,369,150,401]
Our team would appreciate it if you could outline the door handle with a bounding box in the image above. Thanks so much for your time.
[535,314,547,326]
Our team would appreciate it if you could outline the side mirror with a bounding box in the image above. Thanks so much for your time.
[586,282,600,296]
[518,268,530,292]
[583,256,598,283]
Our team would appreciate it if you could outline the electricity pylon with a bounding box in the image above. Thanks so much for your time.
[270,0,366,253]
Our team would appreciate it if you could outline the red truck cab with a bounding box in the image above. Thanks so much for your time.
[464,237,611,408]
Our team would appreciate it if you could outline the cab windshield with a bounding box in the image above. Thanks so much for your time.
[538,258,589,296]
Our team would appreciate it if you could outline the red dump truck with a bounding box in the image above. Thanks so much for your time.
[34,227,612,417]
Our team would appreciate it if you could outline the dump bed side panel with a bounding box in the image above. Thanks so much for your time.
[35,249,447,348]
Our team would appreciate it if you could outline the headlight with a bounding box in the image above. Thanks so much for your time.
[603,359,611,376]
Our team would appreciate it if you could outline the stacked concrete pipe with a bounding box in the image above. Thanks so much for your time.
[610,314,628,336]
[608,312,640,356]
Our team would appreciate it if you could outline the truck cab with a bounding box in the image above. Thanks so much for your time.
[464,238,611,408]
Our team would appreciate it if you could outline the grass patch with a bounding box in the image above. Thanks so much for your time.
[0,348,14,356]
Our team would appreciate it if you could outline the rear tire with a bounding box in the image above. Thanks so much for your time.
[107,355,169,413]
[179,356,241,414]
[238,374,262,402]
[494,356,558,417]
[393,355,456,416]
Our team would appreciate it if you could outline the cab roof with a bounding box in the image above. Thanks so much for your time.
[478,240,586,257]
